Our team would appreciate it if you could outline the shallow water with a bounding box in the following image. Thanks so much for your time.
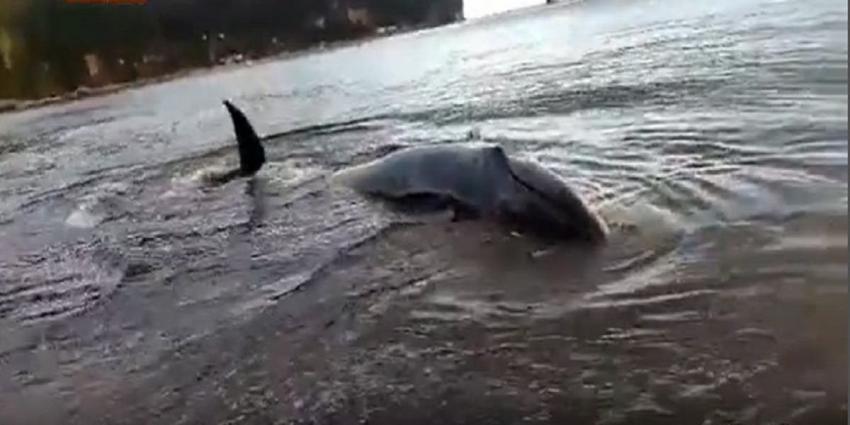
[0,0,846,423]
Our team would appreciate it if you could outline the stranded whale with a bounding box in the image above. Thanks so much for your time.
[221,100,608,242]
[329,143,609,242]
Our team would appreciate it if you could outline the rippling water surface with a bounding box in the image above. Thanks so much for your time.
[0,0,846,423]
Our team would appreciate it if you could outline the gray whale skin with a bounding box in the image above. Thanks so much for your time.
[219,100,607,242]
[331,143,609,243]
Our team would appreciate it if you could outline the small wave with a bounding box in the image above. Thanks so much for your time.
[0,239,125,324]
[64,182,131,229]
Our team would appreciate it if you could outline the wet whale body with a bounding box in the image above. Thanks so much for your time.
[222,100,608,242]
[330,143,609,242]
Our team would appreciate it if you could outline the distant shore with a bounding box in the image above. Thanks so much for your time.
[0,25,425,116]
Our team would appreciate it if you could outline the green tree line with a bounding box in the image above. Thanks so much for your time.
[0,0,462,100]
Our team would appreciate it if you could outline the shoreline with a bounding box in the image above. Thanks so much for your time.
[0,2,585,116]
[0,24,441,116]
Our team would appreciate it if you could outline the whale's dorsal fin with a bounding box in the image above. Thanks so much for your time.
[482,144,512,173]
[223,100,265,176]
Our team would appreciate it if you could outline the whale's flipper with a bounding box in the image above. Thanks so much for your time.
[224,100,265,176]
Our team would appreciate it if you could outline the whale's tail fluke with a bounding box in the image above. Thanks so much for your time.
[224,100,265,176]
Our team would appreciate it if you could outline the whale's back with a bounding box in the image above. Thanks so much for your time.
[331,143,514,211]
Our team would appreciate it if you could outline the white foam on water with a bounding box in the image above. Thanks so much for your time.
[263,159,325,187]
[65,207,103,229]
[597,198,686,246]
